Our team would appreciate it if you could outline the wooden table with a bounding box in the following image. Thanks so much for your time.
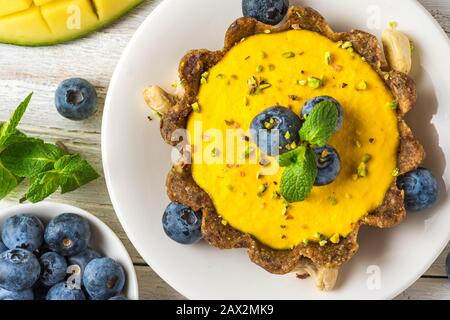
[0,0,448,300]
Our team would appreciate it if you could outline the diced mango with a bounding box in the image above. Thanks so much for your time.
[0,0,32,17]
[0,7,51,45]
[33,0,55,6]
[40,0,99,37]
[93,0,137,21]
[0,0,144,46]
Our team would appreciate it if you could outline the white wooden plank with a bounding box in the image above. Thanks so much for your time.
[396,277,450,300]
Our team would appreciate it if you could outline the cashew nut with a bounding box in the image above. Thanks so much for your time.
[382,27,412,74]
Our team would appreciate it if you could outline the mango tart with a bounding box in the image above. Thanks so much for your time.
[146,6,424,290]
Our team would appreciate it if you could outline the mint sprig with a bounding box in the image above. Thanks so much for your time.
[0,93,32,148]
[280,146,318,202]
[0,94,100,203]
[299,101,339,147]
[279,101,339,203]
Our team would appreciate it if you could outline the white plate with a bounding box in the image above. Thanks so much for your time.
[102,0,450,299]
[0,202,139,300]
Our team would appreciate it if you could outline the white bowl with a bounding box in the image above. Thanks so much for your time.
[0,202,139,300]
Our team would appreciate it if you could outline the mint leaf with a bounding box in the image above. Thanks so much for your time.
[278,146,306,167]
[280,148,318,202]
[0,93,33,147]
[299,101,338,147]
[22,171,60,203]
[0,141,64,178]
[0,160,19,200]
[55,155,99,194]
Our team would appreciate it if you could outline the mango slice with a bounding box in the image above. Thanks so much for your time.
[0,0,144,46]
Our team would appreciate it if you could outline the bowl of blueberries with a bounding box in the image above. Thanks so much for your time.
[0,202,138,300]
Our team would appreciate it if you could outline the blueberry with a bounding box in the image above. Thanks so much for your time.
[0,287,33,300]
[0,241,7,254]
[0,249,41,291]
[1,214,44,252]
[46,282,86,300]
[83,258,125,300]
[250,106,302,156]
[397,168,439,212]
[55,78,98,120]
[301,96,344,132]
[108,295,128,300]
[67,249,101,280]
[162,202,203,245]
[242,0,289,25]
[313,145,341,186]
[39,252,68,287]
[44,213,91,256]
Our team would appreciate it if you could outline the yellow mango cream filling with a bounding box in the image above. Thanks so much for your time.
[186,30,399,250]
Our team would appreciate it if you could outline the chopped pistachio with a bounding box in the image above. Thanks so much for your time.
[329,197,338,206]
[244,146,254,158]
[264,29,271,34]
[191,102,201,113]
[347,47,355,53]
[314,232,322,240]
[201,71,209,79]
[244,96,250,106]
[330,233,340,244]
[256,65,264,73]
[272,191,281,199]
[361,56,366,62]
[342,41,353,49]
[282,51,295,59]
[387,100,399,110]
[355,140,362,148]
[336,40,344,48]
[290,141,297,149]
[257,184,267,197]
[264,120,275,129]
[211,147,219,158]
[324,51,332,65]
[257,83,272,92]
[200,77,207,85]
[260,51,267,59]
[281,200,289,215]
[357,162,367,177]
[284,131,291,140]
[221,220,228,226]
[319,240,328,247]
[303,239,309,246]
[307,77,323,89]
[268,64,276,71]
[383,72,390,80]
[392,167,400,177]
[361,153,372,163]
[356,80,367,91]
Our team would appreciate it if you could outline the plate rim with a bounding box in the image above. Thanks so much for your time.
[102,0,450,300]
